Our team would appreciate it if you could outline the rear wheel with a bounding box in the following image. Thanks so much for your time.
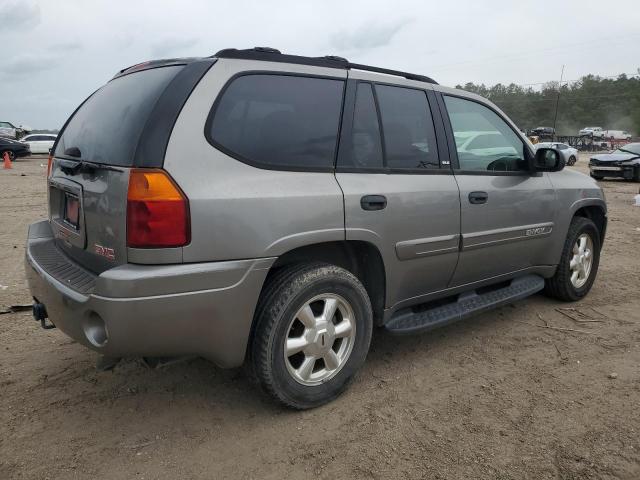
[545,216,601,301]
[250,263,373,409]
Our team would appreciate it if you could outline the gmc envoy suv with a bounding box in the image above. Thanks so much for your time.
[26,48,607,408]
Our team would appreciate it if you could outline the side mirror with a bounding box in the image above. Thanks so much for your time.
[534,147,565,172]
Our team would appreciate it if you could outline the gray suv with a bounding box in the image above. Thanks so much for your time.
[25,48,607,408]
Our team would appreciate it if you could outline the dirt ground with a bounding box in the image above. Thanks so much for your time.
[1,153,639,479]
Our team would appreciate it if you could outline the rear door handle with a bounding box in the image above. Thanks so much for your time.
[468,191,488,204]
[360,195,387,211]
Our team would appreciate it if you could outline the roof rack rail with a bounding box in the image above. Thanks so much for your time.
[213,47,437,85]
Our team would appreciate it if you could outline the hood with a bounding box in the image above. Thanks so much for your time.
[590,152,639,163]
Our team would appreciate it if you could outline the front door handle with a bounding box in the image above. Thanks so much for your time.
[468,191,488,204]
[361,195,387,211]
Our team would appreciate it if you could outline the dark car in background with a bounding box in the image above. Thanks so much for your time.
[0,137,31,161]
[530,126,555,137]
[589,143,640,181]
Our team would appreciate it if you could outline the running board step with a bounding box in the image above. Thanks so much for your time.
[385,274,545,335]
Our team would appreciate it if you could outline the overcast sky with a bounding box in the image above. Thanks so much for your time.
[1,0,638,129]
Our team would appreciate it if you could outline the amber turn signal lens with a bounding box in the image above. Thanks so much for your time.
[126,169,190,248]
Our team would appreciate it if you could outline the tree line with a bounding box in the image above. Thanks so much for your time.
[456,71,640,136]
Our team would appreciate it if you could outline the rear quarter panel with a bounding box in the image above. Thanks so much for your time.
[164,59,348,262]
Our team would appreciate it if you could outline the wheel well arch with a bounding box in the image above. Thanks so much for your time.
[265,240,387,325]
[573,205,607,245]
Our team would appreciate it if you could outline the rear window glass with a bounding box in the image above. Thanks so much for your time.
[375,85,439,169]
[208,74,344,170]
[54,66,181,165]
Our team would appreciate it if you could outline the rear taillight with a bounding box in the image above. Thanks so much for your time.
[47,155,53,178]
[126,169,190,248]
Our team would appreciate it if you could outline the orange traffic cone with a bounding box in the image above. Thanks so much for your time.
[3,152,12,169]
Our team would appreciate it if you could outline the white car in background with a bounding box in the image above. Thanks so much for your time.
[20,134,57,154]
[535,142,579,166]
[579,127,605,138]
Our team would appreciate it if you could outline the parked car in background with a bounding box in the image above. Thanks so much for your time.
[589,142,640,181]
[454,131,520,159]
[0,136,31,160]
[530,126,555,137]
[20,134,57,154]
[0,121,31,139]
[535,142,579,165]
[602,130,632,141]
[25,47,607,409]
[579,127,605,138]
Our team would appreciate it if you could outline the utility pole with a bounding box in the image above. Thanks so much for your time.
[552,64,565,139]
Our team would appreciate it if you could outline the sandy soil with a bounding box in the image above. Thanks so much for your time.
[1,153,639,479]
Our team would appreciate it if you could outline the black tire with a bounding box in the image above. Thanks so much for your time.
[590,173,604,181]
[250,263,373,409]
[1,150,15,161]
[544,216,601,302]
[568,156,576,166]
[633,166,640,182]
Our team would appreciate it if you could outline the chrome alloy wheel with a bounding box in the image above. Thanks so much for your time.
[570,233,594,288]
[284,294,356,386]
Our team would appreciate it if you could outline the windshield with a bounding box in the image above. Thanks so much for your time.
[54,66,182,165]
[614,143,640,155]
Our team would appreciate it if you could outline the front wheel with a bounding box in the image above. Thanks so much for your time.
[568,155,577,166]
[545,216,601,301]
[250,263,373,409]
[633,166,640,182]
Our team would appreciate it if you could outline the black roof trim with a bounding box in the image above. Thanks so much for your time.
[213,47,438,85]
[113,58,200,79]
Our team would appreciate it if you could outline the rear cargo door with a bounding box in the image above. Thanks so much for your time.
[49,65,186,273]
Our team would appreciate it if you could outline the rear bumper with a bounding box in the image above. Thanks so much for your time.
[24,220,275,367]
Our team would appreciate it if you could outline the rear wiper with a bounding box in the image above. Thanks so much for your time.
[58,158,123,175]
[64,146,82,157]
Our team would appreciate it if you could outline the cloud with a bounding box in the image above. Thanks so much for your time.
[0,1,41,31]
[150,37,199,57]
[330,19,410,52]
[48,41,83,53]
[0,54,56,79]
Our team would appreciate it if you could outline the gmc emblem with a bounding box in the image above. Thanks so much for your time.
[94,244,116,261]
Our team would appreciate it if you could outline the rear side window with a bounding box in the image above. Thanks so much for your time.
[376,85,439,170]
[345,83,383,169]
[54,66,182,165]
[208,74,344,170]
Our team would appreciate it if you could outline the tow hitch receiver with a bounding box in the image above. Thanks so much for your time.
[32,301,56,330]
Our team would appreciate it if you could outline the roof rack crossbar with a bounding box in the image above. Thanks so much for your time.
[347,62,437,84]
[213,47,437,85]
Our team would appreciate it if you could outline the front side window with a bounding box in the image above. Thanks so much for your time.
[376,85,439,169]
[444,96,528,172]
[209,74,344,170]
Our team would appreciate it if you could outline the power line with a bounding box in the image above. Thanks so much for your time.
[516,72,640,87]
[488,92,637,103]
